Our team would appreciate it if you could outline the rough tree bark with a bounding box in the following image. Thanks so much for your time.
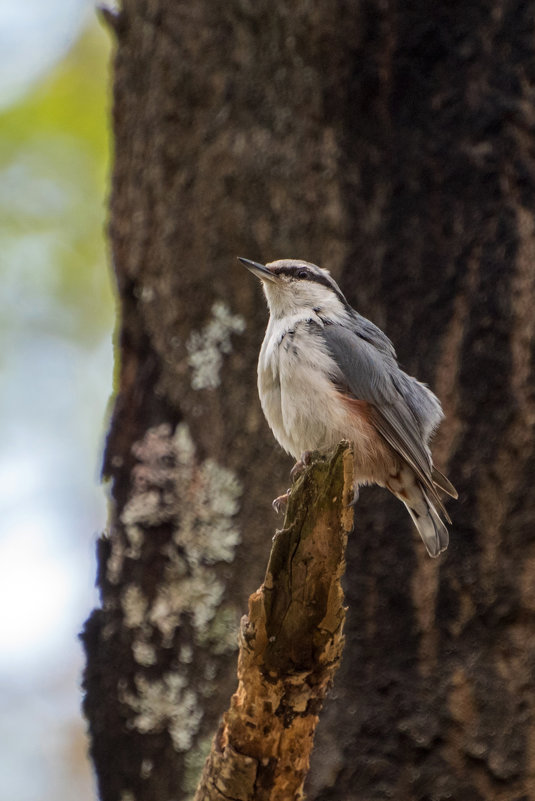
[195,443,354,801]
[83,2,535,800]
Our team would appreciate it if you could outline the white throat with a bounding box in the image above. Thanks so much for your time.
[262,280,349,322]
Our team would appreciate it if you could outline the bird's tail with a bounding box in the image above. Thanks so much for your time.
[432,466,458,499]
[403,488,449,558]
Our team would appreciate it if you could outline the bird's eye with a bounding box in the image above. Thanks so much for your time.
[297,269,308,279]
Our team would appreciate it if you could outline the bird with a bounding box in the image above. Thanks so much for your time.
[239,256,457,557]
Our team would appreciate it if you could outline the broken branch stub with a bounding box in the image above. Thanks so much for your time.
[194,440,354,801]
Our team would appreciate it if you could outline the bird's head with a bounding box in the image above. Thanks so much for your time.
[239,257,349,319]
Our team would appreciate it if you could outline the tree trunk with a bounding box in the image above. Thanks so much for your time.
[82,2,535,800]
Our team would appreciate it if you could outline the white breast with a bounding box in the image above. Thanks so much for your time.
[257,315,349,459]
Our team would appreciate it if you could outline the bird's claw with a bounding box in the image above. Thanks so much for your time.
[290,450,313,482]
[272,490,290,514]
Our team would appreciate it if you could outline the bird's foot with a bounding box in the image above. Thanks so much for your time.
[272,489,291,514]
[290,451,313,482]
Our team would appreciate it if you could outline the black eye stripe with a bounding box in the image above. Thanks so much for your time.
[271,266,306,279]
[271,266,349,307]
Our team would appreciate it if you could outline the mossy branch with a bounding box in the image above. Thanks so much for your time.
[194,441,354,801]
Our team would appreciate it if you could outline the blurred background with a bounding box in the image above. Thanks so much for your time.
[0,1,113,798]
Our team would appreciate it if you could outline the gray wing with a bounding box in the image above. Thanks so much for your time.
[321,322,449,517]
[351,312,397,358]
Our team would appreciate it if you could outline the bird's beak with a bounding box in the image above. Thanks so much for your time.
[238,257,278,283]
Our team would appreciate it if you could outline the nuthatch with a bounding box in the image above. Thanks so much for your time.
[239,257,457,557]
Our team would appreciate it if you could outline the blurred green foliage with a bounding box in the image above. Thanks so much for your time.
[0,20,114,346]
[0,18,114,801]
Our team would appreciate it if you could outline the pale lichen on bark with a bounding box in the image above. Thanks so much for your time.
[119,672,204,751]
[107,421,244,754]
[186,301,246,390]
[194,441,354,801]
[118,422,242,637]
